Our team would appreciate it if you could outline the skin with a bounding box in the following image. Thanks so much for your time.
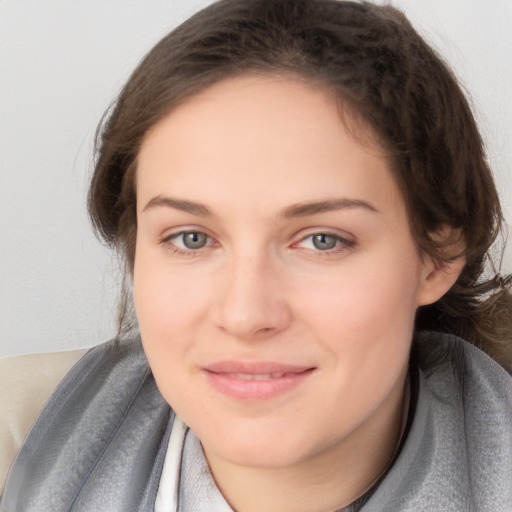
[133,75,463,512]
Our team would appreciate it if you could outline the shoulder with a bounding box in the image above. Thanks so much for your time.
[415,330,512,398]
[0,349,87,495]
[1,337,172,509]
[365,332,512,511]
[415,331,512,441]
[417,331,512,508]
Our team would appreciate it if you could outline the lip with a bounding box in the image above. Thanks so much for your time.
[202,361,316,400]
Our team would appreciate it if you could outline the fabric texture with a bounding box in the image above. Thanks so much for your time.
[177,428,233,512]
[0,349,88,495]
[1,332,511,511]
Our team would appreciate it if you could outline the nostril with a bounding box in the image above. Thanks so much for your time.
[255,327,275,336]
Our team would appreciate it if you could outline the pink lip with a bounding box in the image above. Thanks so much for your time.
[202,361,315,400]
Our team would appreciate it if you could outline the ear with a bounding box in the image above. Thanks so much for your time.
[416,227,466,307]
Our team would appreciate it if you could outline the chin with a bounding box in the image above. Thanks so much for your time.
[199,419,323,469]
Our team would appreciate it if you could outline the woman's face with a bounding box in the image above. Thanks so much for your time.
[134,75,442,471]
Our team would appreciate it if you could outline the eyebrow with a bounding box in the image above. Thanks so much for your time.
[280,198,378,218]
[141,195,378,218]
[142,196,211,216]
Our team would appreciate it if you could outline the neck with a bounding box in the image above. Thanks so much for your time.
[204,374,410,512]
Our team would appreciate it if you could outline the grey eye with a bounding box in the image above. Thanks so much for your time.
[312,234,338,250]
[182,232,208,249]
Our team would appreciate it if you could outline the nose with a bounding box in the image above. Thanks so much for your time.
[214,252,292,340]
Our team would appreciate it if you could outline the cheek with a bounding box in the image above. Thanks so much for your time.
[133,254,211,412]
[295,248,422,370]
[132,250,214,395]
[300,253,420,325]
[134,254,210,339]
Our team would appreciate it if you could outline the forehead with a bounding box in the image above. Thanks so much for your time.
[136,75,402,216]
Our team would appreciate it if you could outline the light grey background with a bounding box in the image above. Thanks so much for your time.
[1,0,511,357]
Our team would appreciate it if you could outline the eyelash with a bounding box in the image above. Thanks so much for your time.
[160,230,216,256]
[293,232,356,256]
[159,230,356,257]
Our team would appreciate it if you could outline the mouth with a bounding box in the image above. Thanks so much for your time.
[202,362,315,400]
[219,371,306,380]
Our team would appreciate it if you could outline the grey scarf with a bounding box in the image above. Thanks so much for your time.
[2,332,511,511]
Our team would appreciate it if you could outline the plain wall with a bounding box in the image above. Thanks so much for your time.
[1,0,511,357]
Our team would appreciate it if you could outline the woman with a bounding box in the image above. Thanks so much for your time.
[2,1,511,510]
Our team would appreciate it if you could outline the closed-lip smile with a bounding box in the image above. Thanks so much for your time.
[202,361,316,400]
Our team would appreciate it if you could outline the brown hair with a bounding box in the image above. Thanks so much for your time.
[88,0,512,371]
